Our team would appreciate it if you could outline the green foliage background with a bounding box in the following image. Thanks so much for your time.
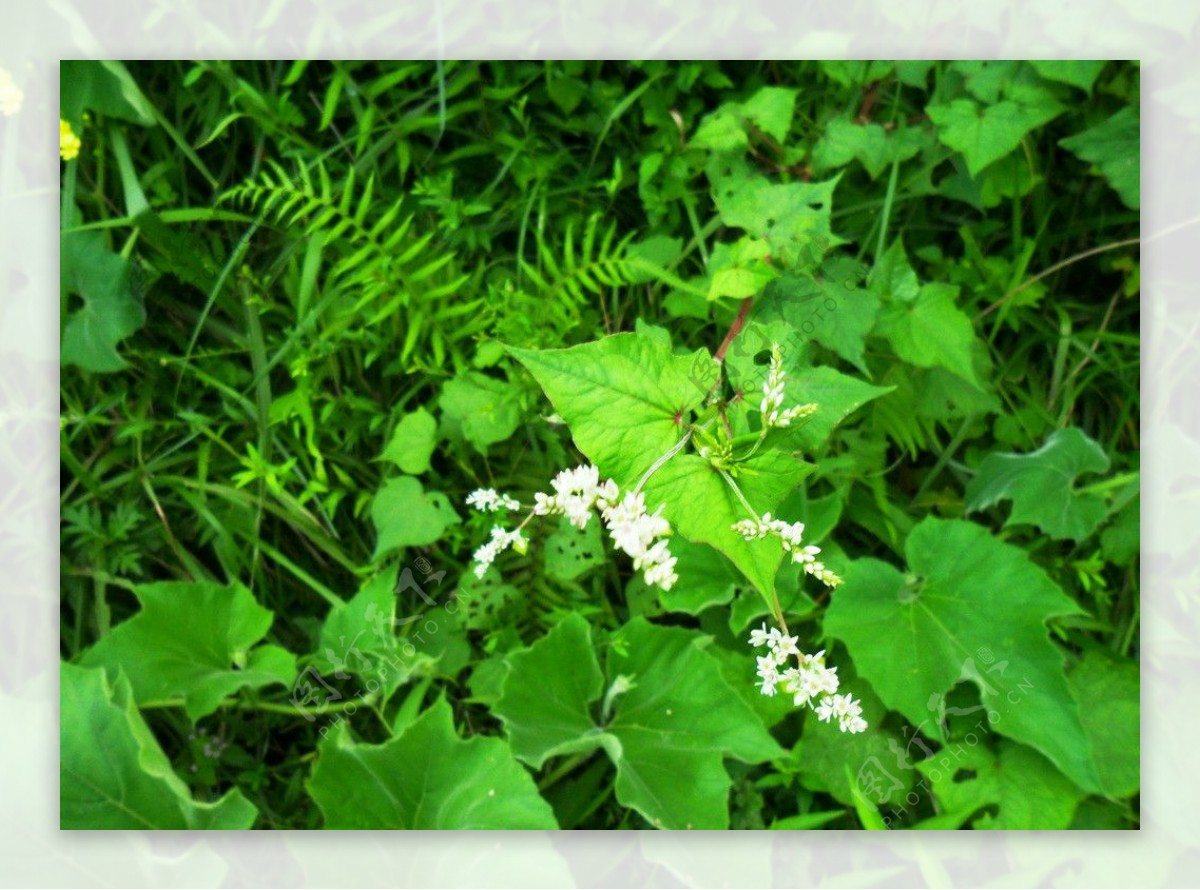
[60,60,1139,830]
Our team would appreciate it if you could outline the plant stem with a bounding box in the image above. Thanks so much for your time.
[633,430,693,494]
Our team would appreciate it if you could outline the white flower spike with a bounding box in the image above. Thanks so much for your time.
[732,512,843,588]
[760,344,818,429]
[748,624,866,733]
[466,488,521,513]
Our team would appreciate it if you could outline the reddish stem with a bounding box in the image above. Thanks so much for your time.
[714,297,753,364]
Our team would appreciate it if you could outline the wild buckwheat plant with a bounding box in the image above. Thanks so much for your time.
[469,336,865,734]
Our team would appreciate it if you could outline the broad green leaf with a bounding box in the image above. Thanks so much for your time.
[61,230,146,373]
[736,364,893,454]
[706,237,778,301]
[1066,650,1139,798]
[455,567,522,631]
[824,517,1101,792]
[875,281,981,387]
[508,332,712,486]
[690,86,798,151]
[811,119,927,179]
[1060,106,1139,209]
[739,86,798,143]
[918,740,1085,829]
[753,258,880,372]
[819,61,894,87]
[927,97,1064,177]
[690,105,749,153]
[439,371,522,454]
[61,663,258,828]
[656,539,740,615]
[1101,494,1140,566]
[643,449,814,601]
[708,156,843,270]
[307,698,556,828]
[494,614,784,829]
[370,476,460,558]
[978,151,1040,207]
[964,427,1111,541]
[80,581,297,721]
[1029,60,1108,94]
[380,407,438,474]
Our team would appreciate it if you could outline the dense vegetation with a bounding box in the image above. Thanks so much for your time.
[60,60,1139,830]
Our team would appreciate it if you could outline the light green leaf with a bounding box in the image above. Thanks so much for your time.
[928,97,1064,177]
[824,517,1101,792]
[740,86,798,143]
[61,230,146,373]
[79,581,297,721]
[690,106,748,153]
[307,697,557,828]
[735,364,893,454]
[918,740,1086,829]
[380,407,438,474]
[371,476,460,558]
[313,568,433,702]
[690,86,798,152]
[509,332,712,486]
[1029,60,1108,94]
[544,515,606,582]
[1067,650,1139,798]
[811,119,927,179]
[61,663,258,829]
[494,614,784,829]
[646,449,814,600]
[1060,106,1139,209]
[708,157,843,270]
[875,278,981,387]
[964,427,1111,541]
[656,539,740,615]
[439,371,522,454]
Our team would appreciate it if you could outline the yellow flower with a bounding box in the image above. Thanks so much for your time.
[60,118,81,161]
[0,68,22,116]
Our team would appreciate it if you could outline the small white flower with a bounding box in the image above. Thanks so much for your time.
[470,525,527,578]
[466,488,522,513]
[748,622,771,648]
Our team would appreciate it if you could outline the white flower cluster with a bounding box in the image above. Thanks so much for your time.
[466,488,521,513]
[468,463,679,591]
[749,623,866,733]
[532,464,618,529]
[732,513,843,588]
[760,344,818,429]
[471,526,528,579]
[600,490,678,591]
